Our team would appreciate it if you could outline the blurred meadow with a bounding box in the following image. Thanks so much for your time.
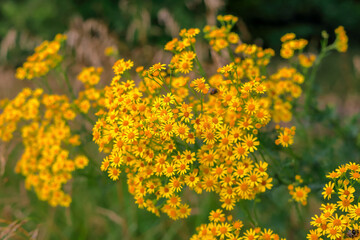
[0,0,360,240]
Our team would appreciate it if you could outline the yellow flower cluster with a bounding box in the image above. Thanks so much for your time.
[75,67,105,114]
[165,28,199,52]
[309,163,360,240]
[5,15,350,234]
[93,16,281,220]
[288,175,310,206]
[298,53,316,68]
[190,208,285,240]
[235,43,275,66]
[0,88,89,207]
[93,60,274,218]
[262,67,304,122]
[0,88,39,141]
[280,33,308,59]
[77,66,103,86]
[334,26,348,53]
[232,43,301,123]
[164,28,201,75]
[275,126,296,147]
[203,15,240,51]
[15,34,67,80]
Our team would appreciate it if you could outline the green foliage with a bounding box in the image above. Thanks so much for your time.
[226,0,360,48]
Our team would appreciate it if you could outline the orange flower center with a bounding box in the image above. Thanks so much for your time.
[164,124,173,132]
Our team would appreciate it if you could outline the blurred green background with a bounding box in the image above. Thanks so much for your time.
[1,0,360,97]
[1,0,360,47]
[0,0,360,239]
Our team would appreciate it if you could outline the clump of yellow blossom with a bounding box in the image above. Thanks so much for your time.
[75,67,106,114]
[203,15,240,51]
[164,29,200,75]
[93,15,278,220]
[262,67,304,123]
[280,33,296,43]
[309,162,360,240]
[275,126,296,147]
[1,37,110,206]
[0,88,89,207]
[77,67,103,86]
[298,53,316,68]
[93,56,274,218]
[235,43,275,66]
[288,175,311,206]
[334,26,348,53]
[190,208,285,240]
[6,15,351,233]
[15,34,67,80]
[93,16,350,221]
[280,33,308,59]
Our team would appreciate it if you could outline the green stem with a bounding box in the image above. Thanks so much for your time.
[186,83,201,100]
[229,77,240,96]
[157,74,182,107]
[79,145,101,171]
[191,45,206,78]
[62,70,76,100]
[123,71,131,80]
[258,148,291,185]
[258,148,279,167]
[227,46,235,62]
[304,40,334,113]
[152,76,165,91]
[250,152,259,163]
[284,147,301,161]
[169,69,173,91]
[61,68,96,125]
[41,78,53,94]
[257,150,268,163]
[34,78,49,93]
[294,203,304,224]
[158,74,171,93]
[76,105,96,125]
[252,200,260,225]
[140,78,152,97]
[240,200,257,226]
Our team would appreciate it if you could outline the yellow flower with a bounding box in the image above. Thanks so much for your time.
[217,222,232,238]
[281,33,296,42]
[280,47,294,59]
[191,77,210,94]
[16,34,66,80]
[322,182,335,200]
[298,53,316,68]
[349,203,360,220]
[290,186,311,205]
[77,67,103,86]
[334,26,348,52]
[178,203,191,218]
[242,134,259,152]
[74,156,89,169]
[337,195,353,212]
[113,59,134,75]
